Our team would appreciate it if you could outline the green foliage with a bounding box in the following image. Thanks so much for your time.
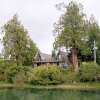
[2,14,38,66]
[0,59,31,83]
[96,39,100,65]
[79,62,100,82]
[28,65,67,85]
[0,62,100,85]
[23,39,38,66]
[0,60,6,81]
[65,71,79,83]
[54,1,100,66]
[82,16,100,62]
[54,1,86,49]
[54,1,88,71]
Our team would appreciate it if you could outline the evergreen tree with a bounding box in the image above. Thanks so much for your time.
[2,14,38,66]
[54,1,86,71]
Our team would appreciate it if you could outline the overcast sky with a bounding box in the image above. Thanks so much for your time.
[0,0,100,54]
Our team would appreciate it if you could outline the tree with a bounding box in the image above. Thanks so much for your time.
[72,15,100,63]
[87,15,100,64]
[23,39,38,66]
[54,1,86,71]
[2,14,38,66]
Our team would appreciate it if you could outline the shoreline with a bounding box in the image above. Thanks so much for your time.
[0,83,100,91]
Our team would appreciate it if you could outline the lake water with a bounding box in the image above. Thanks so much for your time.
[0,88,100,100]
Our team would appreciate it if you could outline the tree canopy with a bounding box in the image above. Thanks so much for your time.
[53,1,100,70]
[1,14,38,66]
[54,1,87,71]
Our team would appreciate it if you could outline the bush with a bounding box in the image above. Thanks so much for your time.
[65,71,79,83]
[1,60,100,85]
[28,65,67,85]
[0,59,8,81]
[0,59,31,83]
[79,62,100,82]
[6,65,31,83]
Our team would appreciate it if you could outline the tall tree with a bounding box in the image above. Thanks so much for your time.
[2,14,38,66]
[23,39,38,66]
[54,1,86,71]
[87,15,100,63]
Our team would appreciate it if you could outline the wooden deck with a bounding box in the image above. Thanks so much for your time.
[33,60,63,66]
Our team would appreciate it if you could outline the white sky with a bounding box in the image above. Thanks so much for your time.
[0,0,100,54]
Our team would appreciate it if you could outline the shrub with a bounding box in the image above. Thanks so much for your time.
[0,60,31,83]
[28,65,67,85]
[79,62,100,82]
[65,71,79,83]
[6,65,31,83]
[0,59,8,81]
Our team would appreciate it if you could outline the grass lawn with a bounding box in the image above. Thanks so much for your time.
[0,83,100,91]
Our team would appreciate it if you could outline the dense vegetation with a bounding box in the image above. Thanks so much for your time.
[1,14,38,66]
[0,1,100,86]
[53,1,100,71]
[28,65,67,85]
[0,60,100,85]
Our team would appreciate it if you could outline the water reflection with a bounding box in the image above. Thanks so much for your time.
[0,88,99,100]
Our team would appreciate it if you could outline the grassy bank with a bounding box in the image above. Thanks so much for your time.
[0,83,100,91]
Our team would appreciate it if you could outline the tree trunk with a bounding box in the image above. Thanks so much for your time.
[71,48,79,72]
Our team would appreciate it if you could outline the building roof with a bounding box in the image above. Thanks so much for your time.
[33,51,69,64]
[34,52,54,62]
[58,51,68,63]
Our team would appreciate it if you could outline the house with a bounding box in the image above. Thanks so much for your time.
[33,51,70,68]
[58,51,70,68]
